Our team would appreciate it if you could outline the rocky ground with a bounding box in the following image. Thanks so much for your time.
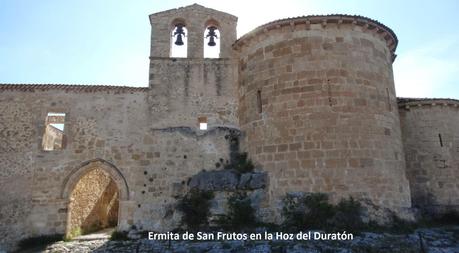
[15,226,459,253]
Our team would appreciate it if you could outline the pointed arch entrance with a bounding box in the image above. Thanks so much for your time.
[61,159,131,236]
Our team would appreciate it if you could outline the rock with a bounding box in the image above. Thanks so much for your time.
[249,173,267,189]
[171,182,186,197]
[238,173,252,189]
[188,170,238,191]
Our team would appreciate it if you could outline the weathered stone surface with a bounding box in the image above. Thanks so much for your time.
[238,173,268,190]
[188,170,268,192]
[249,173,267,190]
[188,170,239,191]
[399,100,459,213]
[238,173,252,189]
[236,15,412,220]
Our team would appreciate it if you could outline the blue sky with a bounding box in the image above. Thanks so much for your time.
[0,0,458,98]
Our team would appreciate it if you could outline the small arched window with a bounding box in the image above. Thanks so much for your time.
[204,25,220,58]
[170,22,187,58]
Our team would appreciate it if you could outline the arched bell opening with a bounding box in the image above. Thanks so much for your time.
[203,20,220,58]
[170,20,188,58]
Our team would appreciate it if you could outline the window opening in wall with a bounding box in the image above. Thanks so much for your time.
[171,23,187,58]
[204,26,220,58]
[257,90,262,113]
[42,112,66,151]
[327,81,333,106]
[198,116,208,130]
[439,133,443,147]
[386,88,392,111]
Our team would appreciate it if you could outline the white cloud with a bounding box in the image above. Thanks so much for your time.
[394,38,459,98]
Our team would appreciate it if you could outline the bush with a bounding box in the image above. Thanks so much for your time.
[282,193,335,231]
[177,189,214,230]
[282,193,366,232]
[110,230,129,241]
[18,234,63,251]
[329,197,365,231]
[225,152,254,173]
[216,192,257,230]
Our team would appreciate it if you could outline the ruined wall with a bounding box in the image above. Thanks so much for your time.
[235,16,411,220]
[0,82,239,250]
[399,99,459,213]
[0,86,148,250]
[68,168,118,235]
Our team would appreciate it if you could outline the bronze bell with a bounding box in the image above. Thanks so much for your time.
[173,24,185,46]
[206,26,218,47]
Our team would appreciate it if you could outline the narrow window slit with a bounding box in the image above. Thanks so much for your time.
[438,133,443,147]
[257,90,262,113]
[386,88,392,111]
[327,81,333,106]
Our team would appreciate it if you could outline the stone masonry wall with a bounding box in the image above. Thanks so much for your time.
[0,86,238,250]
[68,168,118,235]
[399,101,459,212]
[236,20,411,220]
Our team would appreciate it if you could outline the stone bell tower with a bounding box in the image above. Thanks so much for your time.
[147,4,239,130]
[148,4,237,59]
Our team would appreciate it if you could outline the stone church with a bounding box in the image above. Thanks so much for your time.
[1,3,458,251]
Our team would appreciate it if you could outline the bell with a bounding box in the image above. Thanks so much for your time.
[208,36,216,47]
[206,26,218,47]
[173,24,185,46]
[175,34,184,46]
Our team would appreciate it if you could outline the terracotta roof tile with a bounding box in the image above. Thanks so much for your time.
[0,83,149,93]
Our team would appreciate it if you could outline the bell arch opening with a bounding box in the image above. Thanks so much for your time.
[203,19,220,58]
[61,159,129,237]
[170,19,187,58]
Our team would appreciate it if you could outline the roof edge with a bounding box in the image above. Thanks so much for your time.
[0,83,149,93]
[149,3,237,21]
[233,14,398,59]
[397,97,459,108]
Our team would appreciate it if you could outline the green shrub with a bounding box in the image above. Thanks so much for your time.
[225,152,254,173]
[66,227,82,240]
[177,189,214,230]
[216,192,257,230]
[282,193,335,231]
[282,193,366,232]
[110,230,129,241]
[329,197,365,231]
[18,234,63,251]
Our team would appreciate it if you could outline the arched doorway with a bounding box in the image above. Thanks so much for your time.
[61,159,130,237]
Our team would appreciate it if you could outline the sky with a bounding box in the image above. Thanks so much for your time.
[0,0,458,98]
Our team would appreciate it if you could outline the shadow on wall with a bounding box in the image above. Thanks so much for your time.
[68,168,119,236]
